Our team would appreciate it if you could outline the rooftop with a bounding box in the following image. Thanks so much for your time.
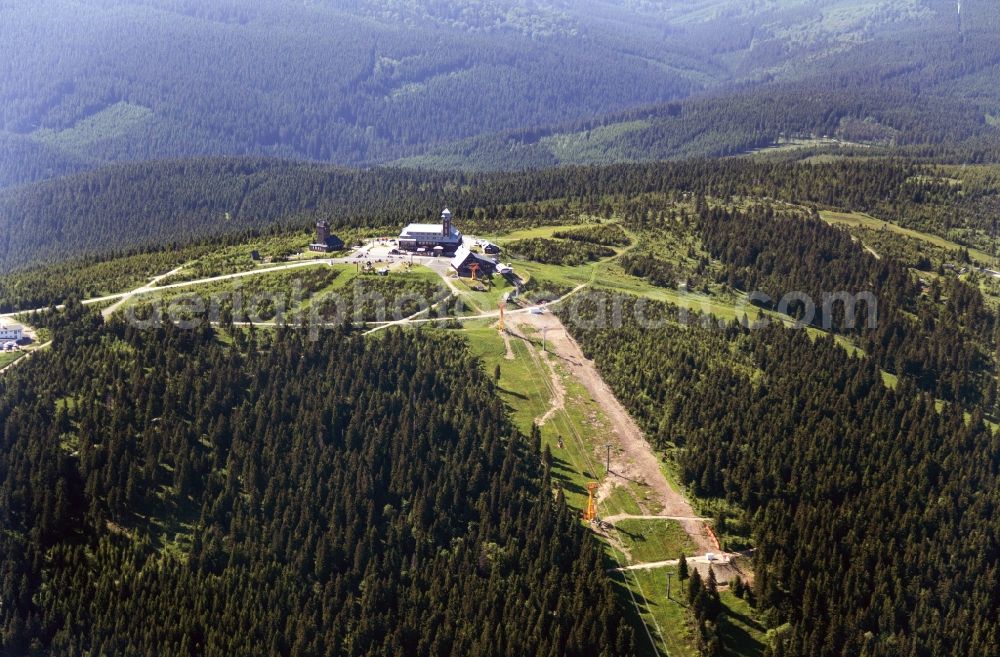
[450,246,495,268]
[402,223,447,233]
[400,222,462,238]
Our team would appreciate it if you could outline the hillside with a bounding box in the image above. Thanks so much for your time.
[6,3,1000,657]
[0,308,635,656]
[0,0,985,186]
[396,4,1000,170]
[3,160,1000,656]
[4,155,1000,274]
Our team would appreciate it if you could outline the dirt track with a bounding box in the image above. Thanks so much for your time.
[509,310,718,554]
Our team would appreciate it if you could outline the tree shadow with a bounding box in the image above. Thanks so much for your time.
[725,607,766,633]
[549,456,587,496]
[605,570,692,657]
[613,525,644,542]
[497,386,528,400]
[718,613,765,657]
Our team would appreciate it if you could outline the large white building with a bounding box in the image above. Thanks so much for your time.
[398,208,463,253]
[0,324,23,342]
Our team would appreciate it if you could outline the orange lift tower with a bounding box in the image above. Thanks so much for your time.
[469,262,480,282]
[497,300,506,332]
[583,482,599,522]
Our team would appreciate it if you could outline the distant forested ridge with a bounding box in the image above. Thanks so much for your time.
[398,0,1000,169]
[0,0,706,187]
[2,0,997,185]
[0,307,634,656]
[3,156,998,273]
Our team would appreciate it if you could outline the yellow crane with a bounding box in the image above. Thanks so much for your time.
[583,482,599,522]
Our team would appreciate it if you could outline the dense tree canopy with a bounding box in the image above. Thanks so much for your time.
[561,290,1000,657]
[0,307,635,656]
[4,156,999,274]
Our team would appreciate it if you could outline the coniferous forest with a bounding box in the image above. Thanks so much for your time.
[0,305,634,657]
[3,151,1000,657]
[4,156,1000,273]
[4,0,1000,186]
[565,293,1000,657]
[560,198,1000,657]
[4,3,1000,656]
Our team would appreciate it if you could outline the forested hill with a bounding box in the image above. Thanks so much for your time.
[1,0,988,187]
[565,296,1000,657]
[3,156,999,272]
[0,307,635,656]
[555,199,1000,656]
[397,6,1000,170]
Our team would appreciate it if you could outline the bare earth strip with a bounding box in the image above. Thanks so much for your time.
[510,310,719,554]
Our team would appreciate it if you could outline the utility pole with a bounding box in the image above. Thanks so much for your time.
[666,572,673,600]
[606,444,612,474]
[541,326,548,352]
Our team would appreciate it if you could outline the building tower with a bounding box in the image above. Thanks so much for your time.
[316,218,331,244]
[441,208,452,236]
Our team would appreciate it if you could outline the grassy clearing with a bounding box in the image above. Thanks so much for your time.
[615,565,700,657]
[514,258,598,291]
[153,228,387,286]
[449,271,517,312]
[0,351,26,369]
[155,232,328,284]
[464,325,644,516]
[34,101,154,153]
[881,370,899,388]
[719,591,769,657]
[511,232,765,326]
[744,137,872,159]
[595,269,759,324]
[487,222,599,242]
[464,327,549,434]
[470,328,594,506]
[540,120,653,163]
[819,210,992,264]
[616,519,700,563]
[120,263,450,324]
[462,317,768,657]
[611,566,769,657]
[605,484,644,517]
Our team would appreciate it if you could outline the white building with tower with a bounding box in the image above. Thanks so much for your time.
[398,208,464,254]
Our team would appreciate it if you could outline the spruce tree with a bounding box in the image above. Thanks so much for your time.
[687,567,702,604]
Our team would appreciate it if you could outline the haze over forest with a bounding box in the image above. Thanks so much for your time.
[2,0,998,188]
